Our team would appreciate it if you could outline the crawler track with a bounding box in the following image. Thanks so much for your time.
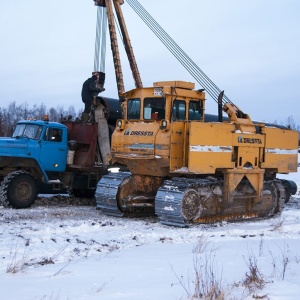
[155,178,286,227]
[95,172,288,227]
[95,172,131,217]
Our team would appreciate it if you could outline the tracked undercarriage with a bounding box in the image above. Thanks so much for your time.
[155,177,286,227]
[96,172,286,227]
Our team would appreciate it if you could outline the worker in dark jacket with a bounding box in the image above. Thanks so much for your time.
[81,72,104,122]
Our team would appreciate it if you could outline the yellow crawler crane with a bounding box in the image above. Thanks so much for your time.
[94,0,298,226]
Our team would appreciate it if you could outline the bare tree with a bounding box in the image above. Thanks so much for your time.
[286,115,297,130]
[0,102,81,137]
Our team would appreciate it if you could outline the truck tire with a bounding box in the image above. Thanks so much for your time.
[280,180,297,203]
[0,171,38,208]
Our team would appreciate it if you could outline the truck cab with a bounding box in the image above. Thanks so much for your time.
[2,119,68,176]
[0,119,68,208]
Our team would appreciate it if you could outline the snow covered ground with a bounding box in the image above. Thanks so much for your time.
[0,159,300,299]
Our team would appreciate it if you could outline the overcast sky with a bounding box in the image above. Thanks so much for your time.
[0,0,299,125]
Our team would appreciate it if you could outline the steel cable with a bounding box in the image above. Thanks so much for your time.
[94,6,107,73]
[94,6,103,71]
[126,0,235,107]
[127,0,223,102]
[100,7,108,72]
[127,0,220,101]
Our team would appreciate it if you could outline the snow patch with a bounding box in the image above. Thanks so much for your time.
[163,205,174,211]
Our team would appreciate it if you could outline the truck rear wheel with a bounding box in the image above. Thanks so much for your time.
[0,171,38,208]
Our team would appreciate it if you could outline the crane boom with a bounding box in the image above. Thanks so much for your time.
[113,0,143,89]
[94,0,142,98]
[95,0,125,96]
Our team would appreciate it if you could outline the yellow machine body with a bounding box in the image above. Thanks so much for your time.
[112,81,298,178]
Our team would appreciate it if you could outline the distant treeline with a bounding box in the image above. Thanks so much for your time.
[0,102,82,137]
[0,102,299,144]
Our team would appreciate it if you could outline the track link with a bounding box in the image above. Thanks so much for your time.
[155,177,212,227]
[95,172,131,217]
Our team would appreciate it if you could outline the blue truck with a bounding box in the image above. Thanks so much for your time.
[0,97,122,208]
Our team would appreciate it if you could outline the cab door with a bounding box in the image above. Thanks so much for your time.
[170,100,187,172]
[39,127,68,172]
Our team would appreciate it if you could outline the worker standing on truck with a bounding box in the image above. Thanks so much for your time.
[81,72,104,122]
[94,97,111,167]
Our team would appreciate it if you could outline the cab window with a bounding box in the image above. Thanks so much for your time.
[44,128,63,142]
[172,100,186,121]
[143,97,165,120]
[12,124,26,137]
[188,101,203,121]
[12,124,42,140]
[128,98,140,120]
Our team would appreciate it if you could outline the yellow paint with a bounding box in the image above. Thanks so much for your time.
[112,81,298,185]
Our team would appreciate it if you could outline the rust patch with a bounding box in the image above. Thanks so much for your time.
[194,212,258,224]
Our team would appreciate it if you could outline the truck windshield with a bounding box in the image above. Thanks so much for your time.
[12,124,43,140]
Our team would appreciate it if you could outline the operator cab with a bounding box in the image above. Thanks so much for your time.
[127,97,165,121]
[124,81,205,125]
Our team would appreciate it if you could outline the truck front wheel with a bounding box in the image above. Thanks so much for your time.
[0,171,38,208]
